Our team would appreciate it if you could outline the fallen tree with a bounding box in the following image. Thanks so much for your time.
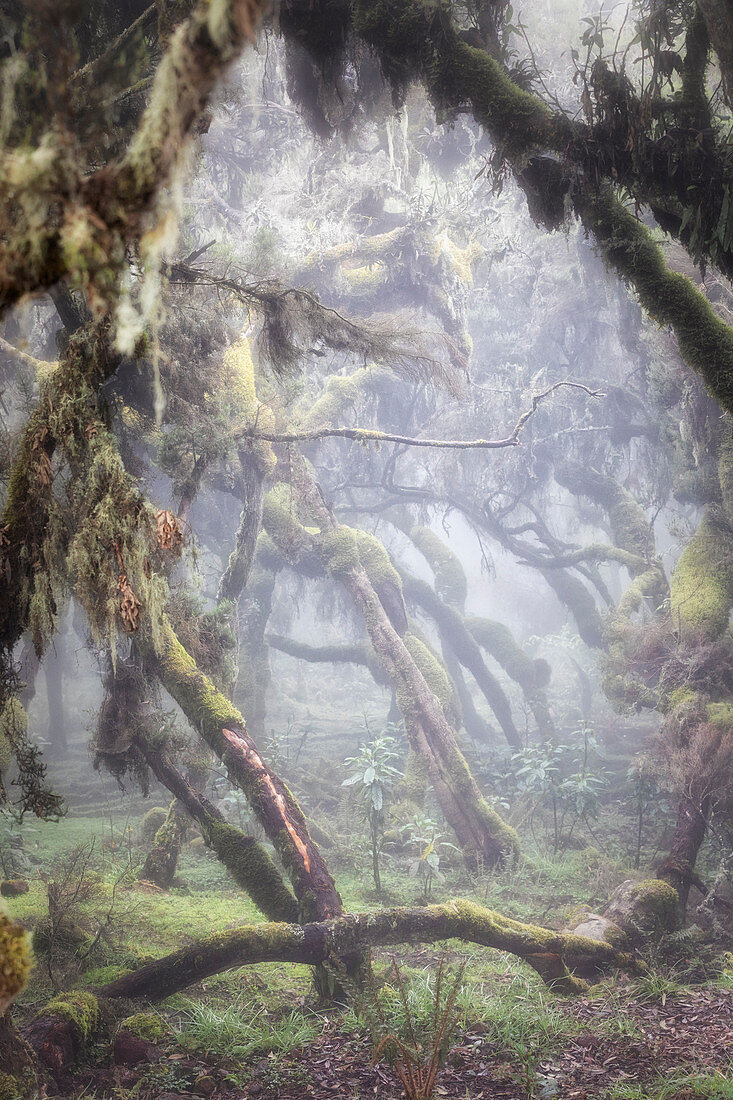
[93,897,643,1003]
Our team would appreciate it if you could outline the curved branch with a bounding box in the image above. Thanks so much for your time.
[97,898,644,1002]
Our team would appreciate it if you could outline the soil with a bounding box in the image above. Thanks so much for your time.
[60,986,733,1100]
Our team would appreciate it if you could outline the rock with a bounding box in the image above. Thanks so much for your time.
[572,913,628,947]
[603,878,681,945]
[193,1075,216,1096]
[113,1031,162,1065]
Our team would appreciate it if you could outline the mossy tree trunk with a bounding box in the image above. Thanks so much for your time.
[136,738,298,921]
[140,798,189,889]
[291,467,520,870]
[144,619,346,923]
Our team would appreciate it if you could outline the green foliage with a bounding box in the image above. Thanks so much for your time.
[343,730,403,897]
[402,815,459,900]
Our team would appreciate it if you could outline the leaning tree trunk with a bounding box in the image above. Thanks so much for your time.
[290,466,520,870]
[136,737,298,922]
[144,618,345,923]
[658,787,712,910]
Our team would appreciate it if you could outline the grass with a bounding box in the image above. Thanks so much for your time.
[608,1068,733,1098]
[175,991,322,1060]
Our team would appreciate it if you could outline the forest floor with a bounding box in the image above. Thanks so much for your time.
[3,802,733,1100]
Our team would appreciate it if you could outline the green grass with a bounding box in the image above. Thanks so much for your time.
[608,1068,733,1098]
[175,991,321,1060]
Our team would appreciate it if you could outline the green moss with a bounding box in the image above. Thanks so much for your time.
[582,187,733,416]
[355,530,403,591]
[262,485,312,564]
[119,1012,166,1041]
[204,820,298,923]
[0,1069,38,1100]
[670,507,733,638]
[404,633,460,728]
[140,806,169,843]
[410,525,467,611]
[41,990,99,1043]
[0,900,32,1013]
[467,617,536,686]
[706,701,733,730]
[320,525,360,575]
[401,749,429,808]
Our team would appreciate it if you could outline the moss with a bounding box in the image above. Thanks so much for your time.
[0,1069,38,1100]
[404,632,460,728]
[581,187,733,416]
[204,820,298,922]
[706,701,733,730]
[352,0,553,159]
[410,525,467,611]
[320,525,360,576]
[41,991,99,1044]
[444,746,521,866]
[355,530,403,591]
[670,507,733,639]
[0,900,32,1013]
[467,617,536,687]
[140,806,169,843]
[262,485,312,564]
[342,262,387,295]
[119,1012,166,1042]
[401,748,429,808]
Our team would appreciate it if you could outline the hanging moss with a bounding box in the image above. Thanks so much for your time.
[410,525,467,611]
[670,507,733,639]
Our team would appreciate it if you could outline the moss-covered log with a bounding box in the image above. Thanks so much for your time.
[97,897,643,1003]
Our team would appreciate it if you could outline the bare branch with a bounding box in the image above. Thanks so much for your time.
[238,382,604,451]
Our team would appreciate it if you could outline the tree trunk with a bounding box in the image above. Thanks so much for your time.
[293,473,519,870]
[146,618,345,922]
[97,898,643,1003]
[136,739,298,922]
[658,788,712,911]
[0,1011,43,1099]
[44,647,67,755]
[140,798,188,888]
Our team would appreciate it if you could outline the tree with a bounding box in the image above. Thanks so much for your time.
[0,3,731,1090]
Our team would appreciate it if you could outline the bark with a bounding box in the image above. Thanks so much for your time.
[0,1011,44,1099]
[97,898,644,1003]
[217,457,265,604]
[658,788,712,910]
[136,739,299,922]
[695,0,733,106]
[399,567,521,749]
